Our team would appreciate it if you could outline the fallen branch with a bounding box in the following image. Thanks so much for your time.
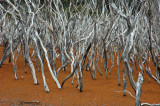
[112,88,135,99]
[20,101,40,105]
[141,103,160,106]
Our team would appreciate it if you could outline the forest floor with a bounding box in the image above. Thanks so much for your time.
[0,46,159,106]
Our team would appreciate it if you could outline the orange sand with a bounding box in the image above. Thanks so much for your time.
[0,47,159,105]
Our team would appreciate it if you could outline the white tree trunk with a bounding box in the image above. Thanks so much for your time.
[135,73,143,106]
[35,31,61,89]
[32,36,49,92]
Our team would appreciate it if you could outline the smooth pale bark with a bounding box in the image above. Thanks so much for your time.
[135,59,139,77]
[139,63,144,77]
[23,35,39,84]
[120,26,136,93]
[122,64,125,72]
[71,46,76,84]
[109,49,114,74]
[32,37,49,92]
[61,43,92,88]
[96,57,103,76]
[15,44,21,63]
[103,39,108,79]
[23,36,28,74]
[52,53,56,74]
[92,49,96,79]
[61,50,66,72]
[104,50,109,79]
[124,59,136,93]
[27,56,39,85]
[78,61,83,92]
[76,67,80,88]
[123,68,127,96]
[105,54,109,79]
[147,1,160,81]
[92,22,97,79]
[117,53,121,86]
[111,2,137,92]
[0,30,24,67]
[35,31,61,89]
[10,36,18,80]
[130,57,134,74]
[135,73,143,106]
[51,44,57,76]
[141,103,160,106]
[72,58,77,84]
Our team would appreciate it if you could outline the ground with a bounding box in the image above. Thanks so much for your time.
[0,47,159,105]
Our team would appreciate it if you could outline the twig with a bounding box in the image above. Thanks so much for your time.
[112,88,135,98]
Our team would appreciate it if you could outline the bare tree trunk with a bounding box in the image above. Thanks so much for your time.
[10,36,18,80]
[96,55,103,76]
[109,48,114,74]
[123,68,127,96]
[110,2,136,92]
[92,22,97,79]
[9,54,11,63]
[156,56,160,80]
[148,0,160,81]
[32,36,49,92]
[35,31,61,89]
[61,47,66,72]
[130,57,134,74]
[135,73,143,106]
[78,61,83,92]
[24,35,39,85]
[117,53,121,86]
[27,56,39,85]
[61,43,92,88]
[92,49,96,79]
[135,59,139,77]
[103,39,108,79]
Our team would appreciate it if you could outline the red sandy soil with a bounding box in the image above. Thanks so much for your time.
[0,46,159,106]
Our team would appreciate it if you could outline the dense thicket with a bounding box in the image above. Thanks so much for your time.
[0,0,159,105]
